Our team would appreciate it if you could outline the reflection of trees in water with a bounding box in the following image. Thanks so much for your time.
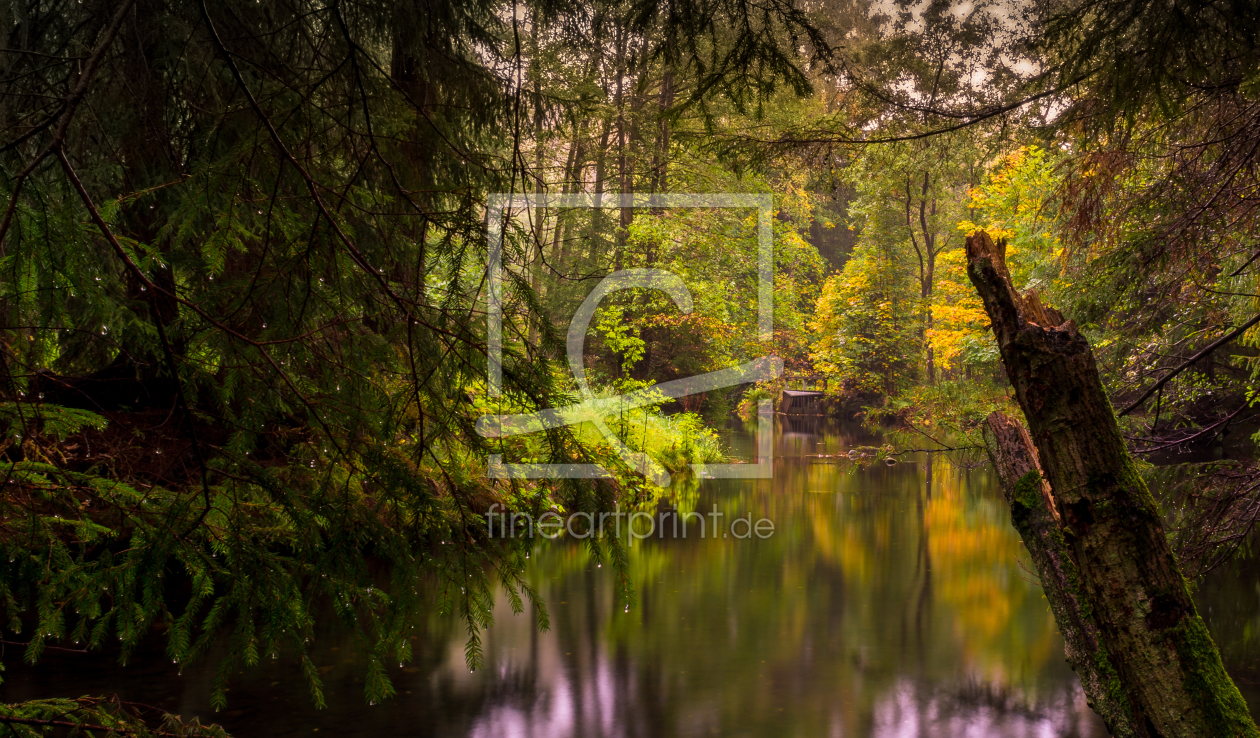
[1195,554,1260,711]
[443,430,1098,737]
[871,677,1103,738]
[259,422,1113,736]
[912,452,934,665]
[773,415,884,451]
[282,427,1139,736]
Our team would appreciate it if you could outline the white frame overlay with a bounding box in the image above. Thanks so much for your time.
[479,193,780,484]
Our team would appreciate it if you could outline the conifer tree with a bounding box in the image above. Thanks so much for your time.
[0,0,828,727]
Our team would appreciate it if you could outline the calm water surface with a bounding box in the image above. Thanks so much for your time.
[3,418,1259,737]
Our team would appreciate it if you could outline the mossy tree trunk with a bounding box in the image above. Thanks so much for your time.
[967,230,1258,738]
[984,412,1135,737]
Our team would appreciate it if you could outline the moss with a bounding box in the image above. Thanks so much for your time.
[1182,570,1198,596]
[1172,615,1260,737]
[1009,468,1135,730]
[1061,543,1092,623]
[1118,460,1164,518]
[1013,469,1043,511]
[1092,646,1130,722]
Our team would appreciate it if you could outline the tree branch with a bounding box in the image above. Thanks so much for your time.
[1118,310,1260,416]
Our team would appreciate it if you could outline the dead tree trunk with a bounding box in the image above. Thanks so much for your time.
[984,412,1135,737]
[967,230,1257,738]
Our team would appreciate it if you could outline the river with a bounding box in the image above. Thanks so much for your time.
[2,418,1258,737]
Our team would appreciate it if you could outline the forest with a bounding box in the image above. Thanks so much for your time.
[0,0,1259,735]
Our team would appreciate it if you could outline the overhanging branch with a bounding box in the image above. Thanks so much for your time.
[1118,310,1260,416]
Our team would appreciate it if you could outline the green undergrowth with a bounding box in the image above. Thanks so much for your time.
[475,382,726,475]
[602,407,725,472]
[870,378,1020,451]
[735,382,781,421]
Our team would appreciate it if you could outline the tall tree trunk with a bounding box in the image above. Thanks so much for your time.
[967,230,1257,738]
[922,258,935,385]
[390,9,433,302]
[611,25,629,272]
[907,171,936,385]
[551,126,584,277]
[644,67,674,267]
[918,176,936,385]
[590,112,613,270]
[556,14,602,278]
[527,13,545,349]
[651,68,674,197]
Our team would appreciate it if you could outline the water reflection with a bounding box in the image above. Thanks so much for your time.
[5,419,1254,736]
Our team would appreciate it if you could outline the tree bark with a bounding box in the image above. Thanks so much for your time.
[967,230,1257,738]
[527,12,545,349]
[983,412,1136,737]
[611,24,629,272]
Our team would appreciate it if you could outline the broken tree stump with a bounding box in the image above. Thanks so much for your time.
[967,230,1256,738]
